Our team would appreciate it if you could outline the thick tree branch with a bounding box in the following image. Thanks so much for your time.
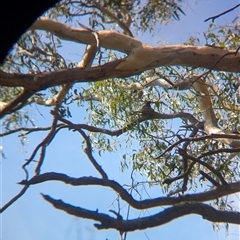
[192,77,240,148]
[0,59,124,90]
[0,89,34,118]
[28,18,239,71]
[1,47,239,95]
[19,172,240,209]
[28,18,239,70]
[30,17,140,53]
[41,193,240,231]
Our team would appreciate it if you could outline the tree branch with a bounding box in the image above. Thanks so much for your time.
[0,185,29,213]
[0,89,34,118]
[178,148,228,186]
[163,160,195,185]
[204,4,240,22]
[30,17,140,53]
[19,172,240,209]
[199,170,221,187]
[77,128,108,180]
[0,124,65,137]
[1,46,239,94]
[192,77,240,148]
[50,109,198,139]
[155,134,240,159]
[41,193,240,231]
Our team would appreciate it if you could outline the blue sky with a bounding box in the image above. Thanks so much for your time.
[1,0,239,240]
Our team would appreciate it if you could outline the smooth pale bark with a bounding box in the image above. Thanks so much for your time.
[1,17,239,91]
[29,17,141,53]
[29,17,240,72]
[192,78,240,148]
[42,44,98,106]
[1,17,239,137]
[116,74,240,148]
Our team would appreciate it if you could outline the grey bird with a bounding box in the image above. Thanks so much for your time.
[140,101,155,116]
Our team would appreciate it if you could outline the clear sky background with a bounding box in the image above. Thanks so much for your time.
[1,0,240,240]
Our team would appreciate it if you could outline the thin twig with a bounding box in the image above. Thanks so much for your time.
[178,148,228,185]
[0,124,65,137]
[0,185,29,213]
[204,4,240,22]
[155,134,240,159]
[191,46,240,85]
[163,161,195,185]
[199,170,221,187]
[79,128,108,179]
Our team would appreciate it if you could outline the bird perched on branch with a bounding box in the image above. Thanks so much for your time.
[141,101,152,110]
[140,101,156,117]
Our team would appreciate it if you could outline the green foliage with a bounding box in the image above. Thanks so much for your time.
[46,0,185,33]
[1,0,239,219]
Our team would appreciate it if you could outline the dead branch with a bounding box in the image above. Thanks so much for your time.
[41,193,240,231]
[18,172,240,209]
[155,134,240,159]
[77,128,108,180]
[178,148,228,185]
[204,4,240,22]
[0,124,65,137]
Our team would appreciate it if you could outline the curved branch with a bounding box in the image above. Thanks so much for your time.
[50,109,198,139]
[163,161,195,185]
[192,77,240,148]
[199,147,240,158]
[77,128,108,180]
[178,148,228,185]
[42,194,240,231]
[0,115,63,213]
[0,89,34,118]
[199,170,221,187]
[29,18,239,70]
[0,59,124,90]
[19,172,240,209]
[204,4,240,22]
[30,17,140,53]
[22,114,64,175]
